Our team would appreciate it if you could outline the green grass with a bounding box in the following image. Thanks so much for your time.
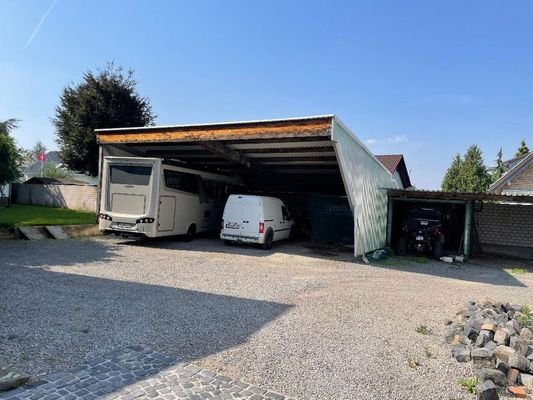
[415,324,430,335]
[0,205,96,227]
[458,377,478,394]
[504,267,528,275]
[372,255,431,267]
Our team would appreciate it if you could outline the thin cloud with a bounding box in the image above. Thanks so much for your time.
[365,135,409,145]
[19,0,59,55]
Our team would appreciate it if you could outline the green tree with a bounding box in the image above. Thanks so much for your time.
[53,63,155,176]
[31,141,47,159]
[42,163,72,179]
[0,118,20,136]
[457,145,491,193]
[441,153,463,192]
[515,139,530,157]
[0,119,23,196]
[492,147,507,181]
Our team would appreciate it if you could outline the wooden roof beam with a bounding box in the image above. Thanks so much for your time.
[199,141,261,172]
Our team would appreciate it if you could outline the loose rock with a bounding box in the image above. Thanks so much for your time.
[507,386,527,398]
[476,380,499,400]
[452,345,471,362]
[494,329,510,345]
[472,348,495,369]
[474,368,507,387]
[0,362,29,391]
[507,368,519,384]
[494,346,516,364]
[507,353,530,372]
[509,336,529,356]
[520,328,533,341]
[518,372,533,387]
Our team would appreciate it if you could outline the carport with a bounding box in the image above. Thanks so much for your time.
[387,189,533,259]
[96,115,400,256]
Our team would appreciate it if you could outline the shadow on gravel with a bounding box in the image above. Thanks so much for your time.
[368,256,528,287]
[0,237,119,269]
[117,236,355,262]
[0,261,293,391]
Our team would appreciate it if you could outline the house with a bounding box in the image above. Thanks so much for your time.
[23,177,88,186]
[23,151,97,185]
[375,154,412,188]
[490,152,533,195]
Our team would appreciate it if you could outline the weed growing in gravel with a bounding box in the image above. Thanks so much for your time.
[423,347,433,358]
[415,324,430,335]
[517,305,533,329]
[458,377,478,394]
[505,267,528,275]
[407,357,420,368]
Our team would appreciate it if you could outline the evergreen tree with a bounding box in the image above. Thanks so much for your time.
[492,147,507,181]
[441,153,463,192]
[515,139,530,157]
[0,119,23,196]
[457,145,491,193]
[53,63,155,176]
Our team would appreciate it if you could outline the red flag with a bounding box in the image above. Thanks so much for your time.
[37,152,45,161]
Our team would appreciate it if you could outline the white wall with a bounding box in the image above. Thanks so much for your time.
[332,118,397,256]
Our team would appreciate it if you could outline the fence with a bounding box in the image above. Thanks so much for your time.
[11,183,97,212]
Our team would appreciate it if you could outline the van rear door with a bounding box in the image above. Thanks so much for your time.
[224,195,260,238]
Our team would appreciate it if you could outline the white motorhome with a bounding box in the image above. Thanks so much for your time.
[220,195,295,249]
[99,157,242,239]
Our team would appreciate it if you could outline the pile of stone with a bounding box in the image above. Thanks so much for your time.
[446,300,533,400]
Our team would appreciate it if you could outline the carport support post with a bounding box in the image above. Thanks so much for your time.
[386,198,393,247]
[463,201,473,259]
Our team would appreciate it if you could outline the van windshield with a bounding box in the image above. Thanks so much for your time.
[110,165,152,186]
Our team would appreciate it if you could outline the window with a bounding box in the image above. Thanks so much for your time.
[164,170,199,194]
[110,165,152,186]
[281,206,291,220]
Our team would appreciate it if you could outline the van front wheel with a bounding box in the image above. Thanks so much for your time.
[262,230,274,250]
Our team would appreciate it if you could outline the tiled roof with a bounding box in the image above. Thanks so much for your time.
[375,154,403,174]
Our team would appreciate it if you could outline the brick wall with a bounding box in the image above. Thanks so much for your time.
[475,203,533,248]
[12,184,97,212]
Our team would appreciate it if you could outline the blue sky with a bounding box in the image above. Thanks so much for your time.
[1,0,532,189]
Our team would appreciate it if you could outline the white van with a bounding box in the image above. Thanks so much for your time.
[220,195,295,249]
[99,157,242,239]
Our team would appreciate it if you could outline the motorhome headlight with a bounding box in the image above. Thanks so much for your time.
[136,217,155,224]
[98,213,113,221]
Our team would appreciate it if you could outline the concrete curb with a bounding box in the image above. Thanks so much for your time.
[0,225,101,240]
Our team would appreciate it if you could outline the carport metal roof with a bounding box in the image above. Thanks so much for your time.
[387,189,533,204]
[96,115,341,177]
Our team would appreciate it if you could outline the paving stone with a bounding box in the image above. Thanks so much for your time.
[0,346,293,400]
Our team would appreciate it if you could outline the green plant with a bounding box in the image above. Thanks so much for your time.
[458,377,478,394]
[505,267,528,275]
[517,305,533,329]
[415,325,430,335]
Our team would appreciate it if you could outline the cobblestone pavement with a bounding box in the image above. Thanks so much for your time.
[0,346,294,400]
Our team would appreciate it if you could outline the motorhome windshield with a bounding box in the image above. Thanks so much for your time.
[110,165,152,185]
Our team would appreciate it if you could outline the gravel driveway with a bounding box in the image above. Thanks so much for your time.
[1,237,532,400]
